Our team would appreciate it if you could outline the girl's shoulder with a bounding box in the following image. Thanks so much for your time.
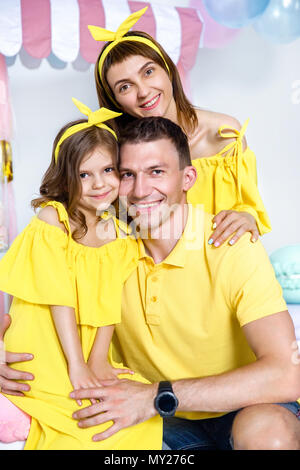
[190,109,246,159]
[37,203,68,234]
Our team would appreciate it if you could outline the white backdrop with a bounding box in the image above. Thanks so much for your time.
[6,0,300,256]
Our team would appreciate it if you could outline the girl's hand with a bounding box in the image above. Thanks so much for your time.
[208,210,259,248]
[89,360,134,382]
[68,361,102,406]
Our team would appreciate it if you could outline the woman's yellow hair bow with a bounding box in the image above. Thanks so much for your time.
[54,98,122,163]
[88,7,170,92]
[89,7,148,44]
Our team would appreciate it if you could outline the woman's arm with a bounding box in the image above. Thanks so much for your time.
[0,314,34,396]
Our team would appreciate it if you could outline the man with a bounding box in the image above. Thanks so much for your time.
[1,117,300,450]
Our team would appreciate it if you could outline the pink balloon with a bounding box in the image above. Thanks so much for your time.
[0,394,30,443]
[189,0,241,48]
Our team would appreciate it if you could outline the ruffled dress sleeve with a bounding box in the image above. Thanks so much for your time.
[188,119,272,235]
[0,201,75,307]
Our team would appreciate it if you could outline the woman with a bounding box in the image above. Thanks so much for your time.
[89,7,271,247]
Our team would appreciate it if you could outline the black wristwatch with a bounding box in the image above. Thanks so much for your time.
[154,381,179,418]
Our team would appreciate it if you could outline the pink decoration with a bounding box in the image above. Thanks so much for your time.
[21,0,51,59]
[0,55,18,318]
[0,394,30,443]
[79,0,106,64]
[189,0,240,48]
[176,7,202,71]
[0,54,12,142]
[128,1,156,38]
[0,1,201,67]
[176,6,203,98]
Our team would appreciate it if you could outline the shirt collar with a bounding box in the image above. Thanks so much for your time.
[137,204,204,267]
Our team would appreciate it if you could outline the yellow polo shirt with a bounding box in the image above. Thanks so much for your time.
[113,205,287,420]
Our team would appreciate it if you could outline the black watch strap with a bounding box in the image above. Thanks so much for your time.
[158,381,173,393]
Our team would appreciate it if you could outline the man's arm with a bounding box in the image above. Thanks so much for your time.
[0,314,34,396]
[172,311,300,412]
[71,310,300,442]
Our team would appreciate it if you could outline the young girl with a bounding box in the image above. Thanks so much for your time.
[89,7,271,248]
[0,98,162,450]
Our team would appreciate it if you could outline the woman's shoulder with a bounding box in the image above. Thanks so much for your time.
[191,109,246,159]
[195,108,242,131]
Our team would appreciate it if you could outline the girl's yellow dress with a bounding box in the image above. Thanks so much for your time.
[0,201,162,450]
[187,120,271,235]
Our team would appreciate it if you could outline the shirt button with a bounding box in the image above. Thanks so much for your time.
[151,296,157,302]
[152,277,158,282]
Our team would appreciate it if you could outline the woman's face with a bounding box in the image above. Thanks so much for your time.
[106,55,177,121]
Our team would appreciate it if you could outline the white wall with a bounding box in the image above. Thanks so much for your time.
[6,16,300,256]
[190,26,300,255]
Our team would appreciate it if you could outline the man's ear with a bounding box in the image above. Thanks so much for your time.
[182,165,197,192]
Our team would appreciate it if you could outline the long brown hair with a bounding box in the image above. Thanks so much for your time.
[95,31,198,136]
[31,120,118,241]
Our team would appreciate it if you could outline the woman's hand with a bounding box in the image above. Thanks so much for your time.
[0,314,34,396]
[208,210,259,247]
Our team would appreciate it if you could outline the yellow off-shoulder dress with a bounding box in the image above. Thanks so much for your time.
[187,120,271,235]
[0,201,162,450]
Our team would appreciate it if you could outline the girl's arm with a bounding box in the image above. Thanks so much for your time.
[50,306,101,402]
[51,305,85,367]
[88,325,133,380]
[88,325,114,366]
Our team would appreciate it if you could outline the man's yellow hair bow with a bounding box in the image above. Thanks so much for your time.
[88,7,170,102]
[54,98,122,163]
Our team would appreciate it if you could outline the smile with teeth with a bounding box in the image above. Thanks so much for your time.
[131,200,163,213]
[140,94,160,109]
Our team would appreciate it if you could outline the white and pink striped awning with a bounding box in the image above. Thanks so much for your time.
[0,0,203,70]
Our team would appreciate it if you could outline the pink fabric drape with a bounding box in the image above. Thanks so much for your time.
[0,54,17,318]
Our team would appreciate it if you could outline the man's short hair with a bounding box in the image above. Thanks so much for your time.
[119,117,192,169]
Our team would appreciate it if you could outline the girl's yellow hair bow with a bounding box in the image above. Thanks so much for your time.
[54,98,122,163]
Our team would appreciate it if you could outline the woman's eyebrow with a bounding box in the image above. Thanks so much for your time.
[113,61,155,90]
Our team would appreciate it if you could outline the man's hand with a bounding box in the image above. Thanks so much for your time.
[208,210,259,247]
[0,314,34,396]
[70,379,158,442]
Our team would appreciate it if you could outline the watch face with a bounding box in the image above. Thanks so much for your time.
[158,391,177,414]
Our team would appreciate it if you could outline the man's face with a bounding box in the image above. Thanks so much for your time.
[119,138,190,234]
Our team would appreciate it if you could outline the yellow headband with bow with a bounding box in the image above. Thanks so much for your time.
[88,7,170,106]
[54,98,122,163]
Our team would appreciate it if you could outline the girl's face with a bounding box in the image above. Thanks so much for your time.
[106,55,177,121]
[78,145,119,216]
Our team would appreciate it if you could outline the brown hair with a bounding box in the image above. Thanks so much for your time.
[95,31,198,136]
[119,116,192,170]
[31,120,118,241]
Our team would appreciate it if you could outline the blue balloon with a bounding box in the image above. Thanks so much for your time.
[203,0,270,29]
[253,0,300,44]
[270,245,300,304]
